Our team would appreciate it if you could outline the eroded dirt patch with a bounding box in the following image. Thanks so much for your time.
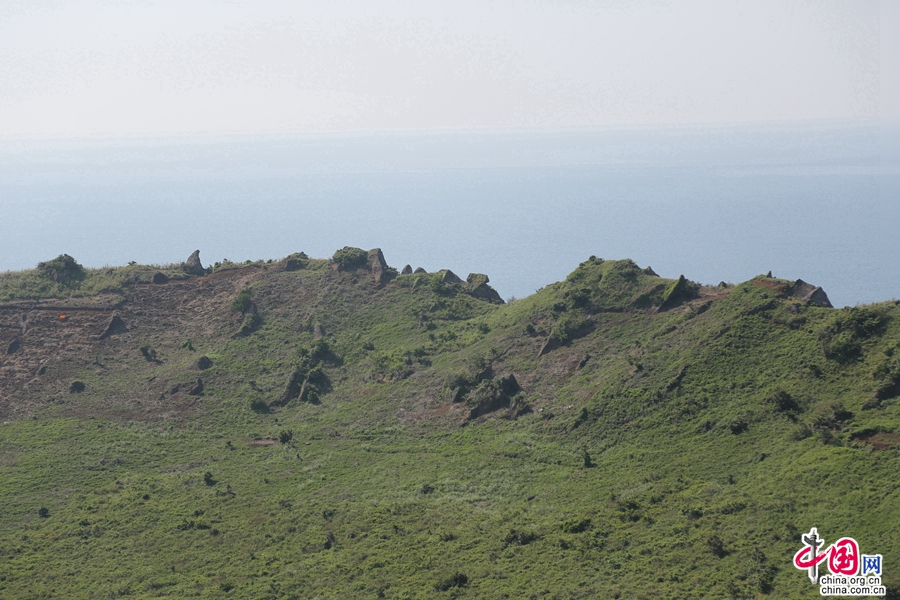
[853,432,900,451]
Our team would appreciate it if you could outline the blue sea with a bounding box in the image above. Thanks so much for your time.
[1,121,898,307]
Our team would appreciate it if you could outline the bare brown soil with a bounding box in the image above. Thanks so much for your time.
[0,267,262,421]
[853,432,900,451]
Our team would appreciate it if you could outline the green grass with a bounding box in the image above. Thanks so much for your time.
[1,255,899,598]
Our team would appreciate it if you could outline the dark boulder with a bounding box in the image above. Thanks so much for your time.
[644,266,659,277]
[194,356,212,370]
[401,265,413,275]
[6,338,20,355]
[538,336,561,357]
[183,250,204,275]
[414,267,426,274]
[152,272,169,284]
[99,315,128,339]
[188,378,204,395]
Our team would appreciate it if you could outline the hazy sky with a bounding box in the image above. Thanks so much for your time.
[1,0,898,138]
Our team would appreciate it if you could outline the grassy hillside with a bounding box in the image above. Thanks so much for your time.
[1,251,898,599]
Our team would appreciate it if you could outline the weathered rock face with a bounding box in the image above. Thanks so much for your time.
[401,265,413,275]
[791,279,833,308]
[538,336,561,357]
[367,248,389,287]
[152,272,169,284]
[644,266,659,277]
[413,267,426,274]
[183,250,204,275]
[99,315,128,340]
[439,270,463,285]
[465,273,504,304]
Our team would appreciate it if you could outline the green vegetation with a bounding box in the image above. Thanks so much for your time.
[0,255,187,301]
[332,246,368,271]
[1,251,899,598]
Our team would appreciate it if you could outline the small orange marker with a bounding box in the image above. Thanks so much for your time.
[59,315,67,321]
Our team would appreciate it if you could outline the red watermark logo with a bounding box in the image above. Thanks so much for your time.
[792,527,884,596]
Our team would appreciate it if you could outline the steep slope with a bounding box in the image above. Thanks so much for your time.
[0,251,898,599]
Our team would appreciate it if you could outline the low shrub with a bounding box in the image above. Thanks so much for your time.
[332,247,367,271]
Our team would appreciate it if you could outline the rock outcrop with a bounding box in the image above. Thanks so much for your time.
[194,356,212,370]
[99,315,128,340]
[367,248,389,287]
[183,250,204,276]
[414,267,427,274]
[465,273,504,304]
[401,265,413,275]
[188,378,204,395]
[790,279,833,308]
[152,272,169,284]
[644,266,659,277]
[438,270,463,285]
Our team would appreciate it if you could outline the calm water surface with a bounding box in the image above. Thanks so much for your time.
[1,122,897,307]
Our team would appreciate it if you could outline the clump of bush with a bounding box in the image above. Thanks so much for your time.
[819,306,886,363]
[503,529,538,547]
[765,389,800,414]
[230,288,253,314]
[434,572,468,592]
[552,313,591,344]
[239,313,262,335]
[275,340,337,406]
[791,400,853,443]
[707,535,728,558]
[249,399,269,413]
[370,347,432,382]
[560,518,591,534]
[332,247,368,271]
[38,254,86,287]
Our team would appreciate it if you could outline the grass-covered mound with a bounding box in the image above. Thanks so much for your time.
[0,251,898,598]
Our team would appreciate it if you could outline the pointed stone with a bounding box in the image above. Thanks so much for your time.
[367,248,389,287]
[99,315,128,339]
[183,250,204,275]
